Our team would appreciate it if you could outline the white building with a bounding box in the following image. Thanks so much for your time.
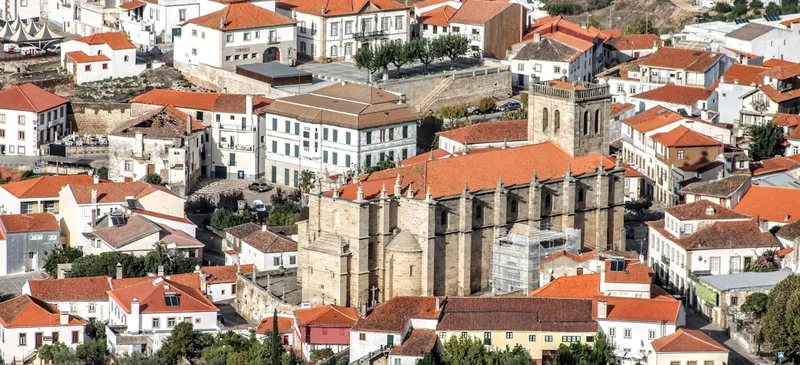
[0,174,96,216]
[83,211,204,259]
[224,222,297,272]
[715,63,770,125]
[505,32,594,86]
[681,173,752,209]
[647,200,779,308]
[201,264,254,302]
[23,276,113,322]
[1,0,41,20]
[0,295,86,364]
[0,213,61,275]
[648,328,729,365]
[262,82,418,187]
[629,83,718,119]
[108,105,206,195]
[0,83,69,156]
[60,31,145,84]
[725,22,800,63]
[119,0,199,48]
[175,2,296,70]
[737,65,800,131]
[105,276,219,355]
[275,0,410,62]
[48,0,120,37]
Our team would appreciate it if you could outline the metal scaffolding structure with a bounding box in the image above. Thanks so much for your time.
[491,222,581,295]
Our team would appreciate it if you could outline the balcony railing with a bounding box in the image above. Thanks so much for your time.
[353,30,387,39]
[218,143,254,152]
[470,34,481,41]
[217,123,255,132]
[661,255,670,265]
[268,36,281,44]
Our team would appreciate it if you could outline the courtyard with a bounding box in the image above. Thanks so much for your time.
[296,59,497,85]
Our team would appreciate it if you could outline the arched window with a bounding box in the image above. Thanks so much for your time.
[578,189,585,203]
[124,55,129,62]
[331,45,338,57]
[542,108,549,131]
[440,211,447,227]
[583,111,589,136]
[97,50,102,55]
[594,110,600,134]
[554,110,561,133]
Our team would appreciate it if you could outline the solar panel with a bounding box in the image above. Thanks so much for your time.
[764,14,781,21]
[111,215,125,227]
[734,18,750,24]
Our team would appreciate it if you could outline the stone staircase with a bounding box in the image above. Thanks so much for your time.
[415,76,455,114]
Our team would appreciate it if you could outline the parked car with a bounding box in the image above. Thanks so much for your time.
[253,200,267,212]
[248,182,272,192]
[498,101,521,112]
[3,43,18,53]
[20,47,45,56]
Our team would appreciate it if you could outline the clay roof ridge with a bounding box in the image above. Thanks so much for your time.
[15,85,36,112]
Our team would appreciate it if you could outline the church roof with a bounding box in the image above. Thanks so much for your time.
[386,230,421,253]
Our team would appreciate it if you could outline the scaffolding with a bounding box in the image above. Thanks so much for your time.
[491,222,581,295]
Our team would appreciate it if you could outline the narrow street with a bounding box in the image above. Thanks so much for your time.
[684,309,766,365]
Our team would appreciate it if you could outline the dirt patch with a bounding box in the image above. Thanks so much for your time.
[0,167,25,183]
[566,0,695,34]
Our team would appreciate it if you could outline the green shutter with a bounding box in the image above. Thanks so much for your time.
[271,166,277,183]
[272,118,278,130]
[380,152,386,161]
[483,332,491,345]
[366,155,372,166]
[294,123,299,135]
[333,130,338,142]
[285,143,290,156]
[402,149,408,160]
[346,155,351,167]
[387,335,394,347]
[323,151,328,163]
[346,132,351,144]
[323,128,329,140]
[285,120,290,133]
[294,170,299,187]
[332,152,338,165]
[366,132,371,145]
[402,126,408,138]
[272,141,277,152]
[294,145,299,157]
[284,169,290,185]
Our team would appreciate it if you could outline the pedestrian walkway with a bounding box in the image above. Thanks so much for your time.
[684,309,764,365]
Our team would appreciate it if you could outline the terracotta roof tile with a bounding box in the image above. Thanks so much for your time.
[65,51,111,63]
[67,181,177,205]
[0,83,68,113]
[111,105,206,138]
[763,59,797,68]
[611,103,634,117]
[524,16,610,44]
[734,185,800,223]
[111,272,200,291]
[530,274,601,298]
[681,174,751,198]
[389,329,438,357]
[666,200,749,221]
[449,0,513,25]
[749,156,800,175]
[202,264,255,284]
[256,316,294,334]
[26,276,112,301]
[294,305,359,327]
[548,31,594,52]
[401,149,451,165]
[226,222,297,254]
[353,296,442,332]
[0,295,85,328]
[593,296,681,323]
[621,107,684,133]
[604,260,652,284]
[773,113,800,127]
[119,0,146,9]
[414,0,452,8]
[129,208,193,224]
[759,63,800,80]
[720,64,768,86]
[759,85,800,103]
[187,2,295,31]
[647,219,777,251]
[1,175,95,199]
[538,250,597,271]
[419,5,457,26]
[608,34,661,50]
[278,0,409,17]
[632,84,713,106]
[651,125,722,147]
[107,276,216,314]
[437,119,527,145]
[74,31,136,50]
[652,328,728,353]
[638,47,722,72]
[0,213,59,233]
[437,297,597,332]
[131,89,272,114]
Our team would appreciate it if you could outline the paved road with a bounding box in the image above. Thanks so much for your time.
[0,271,48,299]
[297,59,494,85]
[0,153,108,168]
[684,309,763,365]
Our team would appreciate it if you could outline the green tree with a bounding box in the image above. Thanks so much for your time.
[781,0,799,13]
[478,97,497,114]
[436,34,469,67]
[714,1,733,12]
[298,170,315,193]
[440,334,486,365]
[409,38,436,73]
[750,0,764,9]
[98,167,109,180]
[159,322,203,363]
[766,1,781,14]
[267,203,301,226]
[587,17,602,29]
[749,250,778,272]
[418,114,444,149]
[437,104,468,123]
[544,2,583,15]
[625,198,653,215]
[282,351,304,365]
[69,251,146,278]
[388,41,412,77]
[417,351,439,365]
[85,319,107,340]
[354,45,378,83]
[210,208,259,230]
[39,342,71,363]
[587,332,615,365]
[270,310,284,365]
[118,352,171,365]
[741,292,769,320]
[747,123,784,161]
[20,169,36,180]
[44,246,84,277]
[76,339,108,365]
[372,44,394,81]
[365,160,397,173]
[623,19,658,35]
[145,173,163,185]
[762,275,800,362]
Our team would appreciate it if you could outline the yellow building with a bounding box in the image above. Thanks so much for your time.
[435,297,598,362]
[648,328,729,365]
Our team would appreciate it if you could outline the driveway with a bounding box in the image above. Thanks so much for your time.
[0,271,48,300]
[684,309,764,365]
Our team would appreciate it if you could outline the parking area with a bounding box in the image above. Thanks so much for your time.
[189,178,289,210]
[297,59,496,84]
[0,271,48,299]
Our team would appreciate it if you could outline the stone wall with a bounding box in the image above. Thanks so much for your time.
[383,67,511,113]
[235,271,300,323]
[70,102,132,135]
[0,55,59,73]
[175,61,294,98]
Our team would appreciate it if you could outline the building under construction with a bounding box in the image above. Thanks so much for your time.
[491,222,581,295]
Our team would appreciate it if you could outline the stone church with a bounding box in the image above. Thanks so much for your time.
[297,81,626,308]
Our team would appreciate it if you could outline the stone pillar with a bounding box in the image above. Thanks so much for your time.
[561,166,576,231]
[350,202,371,308]
[594,163,610,251]
[457,182,473,296]
[493,177,507,239]
[528,172,541,230]
[423,198,437,296]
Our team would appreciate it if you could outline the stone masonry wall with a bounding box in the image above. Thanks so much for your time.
[235,271,300,323]
[70,102,131,135]
[175,61,294,98]
[383,68,512,113]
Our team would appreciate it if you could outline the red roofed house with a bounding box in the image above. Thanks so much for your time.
[60,31,145,84]
[606,33,661,65]
[630,84,718,122]
[256,314,295,346]
[637,47,725,90]
[538,250,600,286]
[106,276,219,355]
[0,213,61,275]
[176,2,296,69]
[437,119,528,153]
[506,31,596,86]
[734,185,800,230]
[118,0,200,48]
[0,83,69,156]
[293,304,359,361]
[648,328,728,365]
[84,211,204,259]
[275,0,410,63]
[647,199,778,307]
[201,264,255,302]
[107,105,207,195]
[716,63,770,124]
[0,295,86,363]
[0,174,97,216]
[224,223,298,271]
[739,62,800,130]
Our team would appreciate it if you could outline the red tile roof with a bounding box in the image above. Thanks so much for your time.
[256,316,294,334]
[187,2,295,30]
[65,50,111,64]
[437,119,527,145]
[66,181,177,205]
[437,297,598,332]
[0,295,85,328]
[622,107,684,133]
[647,219,777,251]
[749,156,800,175]
[201,264,255,284]
[530,274,602,299]
[401,149,451,165]
[651,125,722,148]
[639,47,722,72]
[112,105,207,138]
[666,199,748,221]
[720,64,768,86]
[119,0,146,9]
[74,31,136,50]
[129,208,193,224]
[548,31,594,52]
[632,84,713,106]
[111,272,201,291]
[226,222,297,254]
[538,250,597,271]
[609,34,661,50]
[524,16,611,44]
[759,64,800,80]
[353,296,442,332]
[130,89,272,114]
[773,113,800,127]
[594,295,681,323]
[414,0,452,8]
[0,83,68,113]
[652,328,728,353]
[610,103,634,117]
[0,213,59,233]
[294,305,359,328]
[278,0,409,17]
[1,175,95,199]
[107,276,217,314]
[604,260,652,284]
[734,185,800,223]
[419,5,457,26]
[763,59,797,68]
[389,329,438,357]
[448,0,514,25]
[759,85,800,103]
[26,276,112,301]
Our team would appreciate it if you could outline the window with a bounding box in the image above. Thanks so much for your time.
[483,332,491,345]
[617,84,624,92]
[244,32,251,41]
[19,333,26,346]
[648,330,656,340]
[554,110,560,132]
[578,189,585,203]
[594,110,600,134]
[586,336,594,342]
[703,362,713,365]
[609,327,616,337]
[124,55,129,62]
[179,9,186,21]
[475,205,483,223]
[191,48,197,56]
[359,333,366,341]
[395,16,403,30]
[71,331,79,344]
[517,63,524,71]
[290,256,296,265]
[102,63,108,70]
[554,65,561,74]
[85,64,91,71]
[88,303,96,313]
[710,257,721,273]
[299,21,306,33]
[345,21,353,34]
[330,22,339,37]
[629,85,636,94]
[562,336,581,343]
[528,335,536,342]
[583,111,589,136]
[164,295,179,307]
[505,332,513,339]
[229,153,236,166]
[226,34,233,43]
[167,318,176,328]
[677,150,684,159]
[274,257,281,266]
[125,160,133,171]
[346,131,352,144]
[18,131,24,140]
[542,108,548,131]
[152,318,160,328]
[623,328,632,339]
[545,335,553,342]
[366,132,372,144]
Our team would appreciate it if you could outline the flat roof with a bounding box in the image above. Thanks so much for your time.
[699,269,791,292]
[236,62,313,79]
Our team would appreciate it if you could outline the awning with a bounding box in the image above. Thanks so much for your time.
[120,0,146,10]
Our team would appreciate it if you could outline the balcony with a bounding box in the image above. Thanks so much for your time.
[470,34,481,41]
[268,36,281,44]
[353,30,387,39]
[661,254,670,265]
[217,123,255,132]
[218,143,254,152]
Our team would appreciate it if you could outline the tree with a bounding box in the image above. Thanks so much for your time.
[750,0,764,9]
[766,2,781,14]
[438,104,468,123]
[76,339,108,365]
[714,1,733,12]
[298,170,315,193]
[354,45,378,83]
[98,167,109,180]
[210,208,259,230]
[85,319,107,340]
[499,109,526,121]
[747,123,784,161]
[145,173,163,185]
[39,342,71,363]
[409,38,436,73]
[586,332,615,365]
[762,275,800,361]
[68,251,146,278]
[748,250,778,272]
[365,160,397,173]
[44,246,84,277]
[270,309,284,365]
[587,17,602,29]
[625,198,653,215]
[544,2,583,15]
[478,97,496,114]
[372,44,394,81]
[388,41,412,77]
[435,34,469,67]
[782,0,799,13]
[118,352,171,365]
[20,169,36,180]
[418,114,444,150]
[741,292,769,320]
[417,351,439,365]
[623,19,658,35]
[440,334,486,365]
[159,322,203,362]
[267,202,301,226]
[218,190,246,212]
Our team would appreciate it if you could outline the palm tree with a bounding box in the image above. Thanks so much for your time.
[298,170,315,193]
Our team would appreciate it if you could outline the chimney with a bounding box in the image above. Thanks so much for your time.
[60,312,69,325]
[245,94,254,121]
[705,206,716,216]
[134,132,144,157]
[435,297,440,309]
[93,174,99,184]
[341,80,347,86]
[700,109,709,121]
[597,300,608,319]
[91,189,97,204]
[533,33,541,42]
[116,262,123,279]
[196,265,207,293]
[157,265,164,276]
[186,115,192,136]
[128,298,141,334]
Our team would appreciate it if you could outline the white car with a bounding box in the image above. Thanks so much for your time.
[253,200,267,212]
